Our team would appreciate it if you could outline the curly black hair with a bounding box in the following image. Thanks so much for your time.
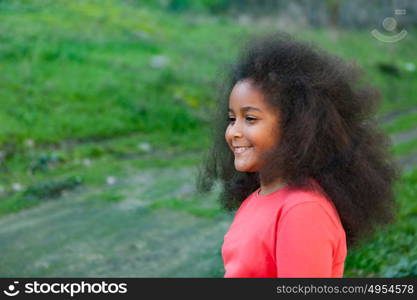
[197,32,400,249]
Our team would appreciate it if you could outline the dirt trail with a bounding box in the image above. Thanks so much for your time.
[395,151,417,172]
[379,107,417,171]
[0,167,231,277]
[377,107,417,124]
[390,127,417,145]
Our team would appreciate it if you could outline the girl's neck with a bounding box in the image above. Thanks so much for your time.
[258,177,287,196]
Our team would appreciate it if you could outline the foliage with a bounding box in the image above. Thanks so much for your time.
[22,176,83,201]
[382,258,417,277]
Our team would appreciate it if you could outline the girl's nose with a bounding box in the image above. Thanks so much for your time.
[229,122,243,138]
[233,129,243,138]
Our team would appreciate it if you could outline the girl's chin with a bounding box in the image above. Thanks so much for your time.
[234,157,265,172]
[234,163,257,173]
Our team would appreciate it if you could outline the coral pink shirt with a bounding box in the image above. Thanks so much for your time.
[222,182,347,278]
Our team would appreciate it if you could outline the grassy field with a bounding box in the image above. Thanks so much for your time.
[0,0,416,277]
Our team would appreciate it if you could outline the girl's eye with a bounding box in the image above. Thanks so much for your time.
[227,116,257,123]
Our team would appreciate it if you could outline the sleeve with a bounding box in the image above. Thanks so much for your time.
[276,201,337,278]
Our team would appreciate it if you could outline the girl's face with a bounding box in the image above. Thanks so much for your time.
[225,80,282,173]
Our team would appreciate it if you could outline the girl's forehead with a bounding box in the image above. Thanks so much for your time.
[228,80,282,118]
[229,80,268,108]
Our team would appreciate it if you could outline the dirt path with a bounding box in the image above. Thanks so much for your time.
[377,107,417,124]
[390,127,417,145]
[0,167,231,277]
[395,151,417,172]
[380,106,417,171]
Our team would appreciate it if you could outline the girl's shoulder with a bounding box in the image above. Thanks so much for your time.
[280,181,343,229]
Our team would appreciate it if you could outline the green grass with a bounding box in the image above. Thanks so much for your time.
[150,197,223,218]
[392,139,417,156]
[383,112,417,134]
[1,0,417,150]
[0,0,246,149]
[0,147,204,217]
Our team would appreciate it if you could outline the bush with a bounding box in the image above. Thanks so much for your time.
[22,176,83,201]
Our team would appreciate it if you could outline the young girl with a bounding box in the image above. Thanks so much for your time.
[198,33,399,278]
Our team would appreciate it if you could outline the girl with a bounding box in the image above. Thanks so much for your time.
[198,33,399,278]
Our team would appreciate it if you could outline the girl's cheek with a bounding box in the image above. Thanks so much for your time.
[225,126,231,142]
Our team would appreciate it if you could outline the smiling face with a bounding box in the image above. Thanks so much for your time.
[225,79,282,173]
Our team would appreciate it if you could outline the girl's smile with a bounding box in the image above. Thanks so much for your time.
[232,146,252,154]
[225,79,282,173]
